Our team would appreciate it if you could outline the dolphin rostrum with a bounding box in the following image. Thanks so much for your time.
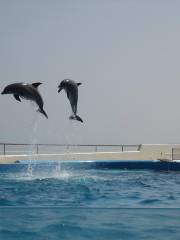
[58,79,83,123]
[1,82,48,119]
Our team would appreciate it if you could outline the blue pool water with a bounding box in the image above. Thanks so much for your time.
[0,161,180,239]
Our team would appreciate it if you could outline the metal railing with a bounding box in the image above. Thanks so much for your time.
[0,143,141,155]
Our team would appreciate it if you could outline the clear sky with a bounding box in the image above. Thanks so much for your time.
[0,0,180,145]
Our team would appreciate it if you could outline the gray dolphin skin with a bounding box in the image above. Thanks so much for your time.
[1,82,48,119]
[58,79,83,123]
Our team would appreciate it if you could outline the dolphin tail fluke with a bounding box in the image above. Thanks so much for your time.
[69,114,83,123]
[38,108,48,119]
[75,115,83,123]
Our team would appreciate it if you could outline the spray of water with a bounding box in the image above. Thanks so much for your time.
[26,108,39,177]
[25,105,64,179]
[25,105,83,179]
[64,120,80,160]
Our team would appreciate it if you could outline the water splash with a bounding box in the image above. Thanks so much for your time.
[64,120,80,159]
[24,106,83,178]
[26,111,40,177]
[26,164,33,177]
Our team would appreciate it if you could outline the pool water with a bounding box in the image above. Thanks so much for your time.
[0,168,180,207]
[0,208,180,240]
[0,165,180,239]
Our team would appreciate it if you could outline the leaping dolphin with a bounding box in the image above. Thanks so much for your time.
[58,79,83,123]
[1,82,48,119]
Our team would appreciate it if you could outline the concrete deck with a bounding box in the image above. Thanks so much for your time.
[0,144,179,164]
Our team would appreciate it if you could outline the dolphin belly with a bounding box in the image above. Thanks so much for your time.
[68,92,78,114]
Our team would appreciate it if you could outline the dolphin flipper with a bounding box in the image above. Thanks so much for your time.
[66,91,70,99]
[13,94,21,102]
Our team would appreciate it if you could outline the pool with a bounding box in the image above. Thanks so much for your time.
[0,160,180,239]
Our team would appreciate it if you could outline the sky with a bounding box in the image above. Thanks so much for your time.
[0,0,180,145]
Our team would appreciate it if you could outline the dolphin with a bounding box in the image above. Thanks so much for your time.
[1,82,48,119]
[58,79,83,123]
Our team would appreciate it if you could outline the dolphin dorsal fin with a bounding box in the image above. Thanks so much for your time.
[32,82,42,88]
[77,83,82,86]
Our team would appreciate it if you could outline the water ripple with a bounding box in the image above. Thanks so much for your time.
[0,170,180,207]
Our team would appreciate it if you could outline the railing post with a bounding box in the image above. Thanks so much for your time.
[36,144,39,154]
[3,144,5,155]
[122,145,124,152]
